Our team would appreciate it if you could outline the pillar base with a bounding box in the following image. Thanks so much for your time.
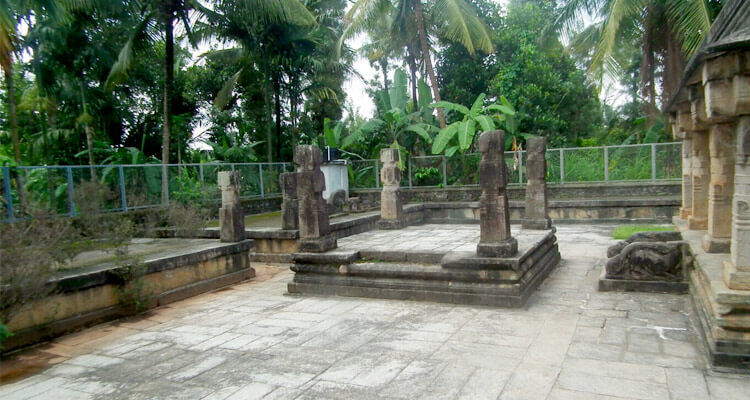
[477,238,518,258]
[688,216,708,230]
[702,235,731,253]
[679,208,692,219]
[522,218,552,230]
[378,218,407,230]
[299,235,337,253]
[724,261,750,290]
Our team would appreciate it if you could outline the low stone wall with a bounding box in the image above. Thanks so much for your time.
[421,199,677,224]
[2,240,255,353]
[351,181,681,206]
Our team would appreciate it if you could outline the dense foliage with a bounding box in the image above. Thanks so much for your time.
[0,0,721,171]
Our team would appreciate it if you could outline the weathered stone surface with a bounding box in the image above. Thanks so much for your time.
[726,116,750,289]
[689,131,710,230]
[680,135,693,219]
[704,123,735,253]
[523,137,552,230]
[279,172,298,230]
[605,231,682,258]
[294,145,336,252]
[604,231,688,286]
[327,189,347,215]
[218,171,245,242]
[477,130,516,257]
[379,148,405,229]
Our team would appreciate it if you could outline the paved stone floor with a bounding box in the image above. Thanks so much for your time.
[2,225,749,399]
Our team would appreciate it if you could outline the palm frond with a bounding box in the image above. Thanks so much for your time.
[665,0,710,56]
[431,0,493,55]
[104,13,155,90]
[590,0,646,76]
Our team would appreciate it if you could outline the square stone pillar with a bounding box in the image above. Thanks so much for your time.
[378,148,406,229]
[476,130,517,257]
[218,171,245,242]
[688,130,710,230]
[522,137,551,229]
[280,172,298,230]
[294,145,336,252]
[680,134,694,219]
[703,123,736,252]
[725,117,750,289]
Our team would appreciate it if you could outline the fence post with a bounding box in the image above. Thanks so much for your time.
[559,149,565,184]
[604,147,609,182]
[3,167,14,221]
[258,164,264,197]
[442,156,448,187]
[231,163,236,173]
[408,157,413,188]
[199,163,204,184]
[375,159,380,189]
[118,166,128,211]
[651,143,657,181]
[66,167,76,217]
[519,152,524,184]
[162,165,169,206]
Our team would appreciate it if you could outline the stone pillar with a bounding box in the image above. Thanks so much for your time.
[280,172,298,230]
[703,123,736,252]
[522,136,551,230]
[218,171,245,242]
[476,130,518,257]
[725,117,750,289]
[378,148,406,229]
[688,130,710,230]
[294,145,336,252]
[680,134,694,219]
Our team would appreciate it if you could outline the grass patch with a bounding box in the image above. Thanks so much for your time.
[612,225,674,240]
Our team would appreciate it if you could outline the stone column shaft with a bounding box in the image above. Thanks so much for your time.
[218,171,245,242]
[725,117,750,289]
[703,124,735,252]
[680,135,693,219]
[689,131,710,230]
[522,136,551,229]
[378,148,406,229]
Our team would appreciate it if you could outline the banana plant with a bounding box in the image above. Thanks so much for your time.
[429,94,516,156]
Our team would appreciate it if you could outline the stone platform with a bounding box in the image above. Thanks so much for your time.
[288,224,560,307]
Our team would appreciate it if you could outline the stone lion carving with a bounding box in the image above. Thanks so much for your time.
[604,231,688,281]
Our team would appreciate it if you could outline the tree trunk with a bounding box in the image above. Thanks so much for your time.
[663,27,685,110]
[380,59,389,93]
[263,60,273,162]
[161,3,174,206]
[274,70,282,161]
[4,65,21,164]
[407,52,418,105]
[414,0,446,128]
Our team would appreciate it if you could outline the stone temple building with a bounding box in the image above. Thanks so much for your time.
[666,0,750,369]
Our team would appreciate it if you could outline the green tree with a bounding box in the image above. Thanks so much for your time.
[343,0,493,128]
[551,0,712,118]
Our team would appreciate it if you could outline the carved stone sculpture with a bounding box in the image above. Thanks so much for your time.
[704,123,735,252]
[218,171,245,242]
[476,130,518,257]
[604,231,687,282]
[378,148,406,229]
[294,145,336,252]
[522,137,552,230]
[689,131,710,229]
[280,172,298,230]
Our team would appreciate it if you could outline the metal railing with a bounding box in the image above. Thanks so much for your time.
[1,162,292,222]
[1,142,681,222]
[349,142,681,189]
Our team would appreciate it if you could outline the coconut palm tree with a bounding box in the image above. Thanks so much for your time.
[343,0,493,128]
[550,0,711,118]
